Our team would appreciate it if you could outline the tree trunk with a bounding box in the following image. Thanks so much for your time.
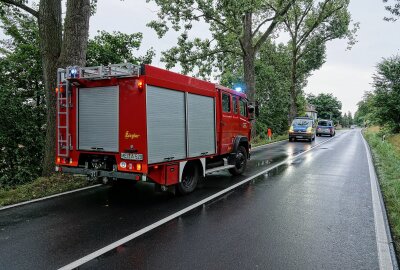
[289,51,298,124]
[38,0,62,176]
[39,0,90,176]
[242,12,257,137]
[58,0,90,67]
[1,0,91,177]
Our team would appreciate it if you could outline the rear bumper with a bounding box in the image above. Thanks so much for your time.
[317,130,333,135]
[289,132,313,139]
[56,166,142,180]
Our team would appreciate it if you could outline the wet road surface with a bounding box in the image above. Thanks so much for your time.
[0,130,382,269]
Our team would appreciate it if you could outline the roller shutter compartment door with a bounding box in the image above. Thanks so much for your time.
[146,85,186,164]
[187,93,216,157]
[78,86,119,152]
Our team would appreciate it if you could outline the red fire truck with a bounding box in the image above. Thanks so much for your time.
[55,63,254,194]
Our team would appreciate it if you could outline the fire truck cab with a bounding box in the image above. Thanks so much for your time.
[55,63,253,194]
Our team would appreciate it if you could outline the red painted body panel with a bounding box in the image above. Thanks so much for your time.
[56,65,251,186]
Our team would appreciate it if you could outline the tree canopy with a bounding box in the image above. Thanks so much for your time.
[306,93,342,123]
[383,0,400,21]
[146,0,295,105]
[86,31,155,66]
[372,55,400,132]
[0,9,45,186]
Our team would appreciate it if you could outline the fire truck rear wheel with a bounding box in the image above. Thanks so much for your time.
[229,145,248,176]
[177,162,199,195]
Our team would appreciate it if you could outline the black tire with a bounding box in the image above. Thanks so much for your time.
[229,145,248,176]
[177,163,199,195]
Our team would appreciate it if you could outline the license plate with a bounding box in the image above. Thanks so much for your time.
[296,136,303,138]
[121,153,143,161]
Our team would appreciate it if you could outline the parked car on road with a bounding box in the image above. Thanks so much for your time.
[289,117,316,142]
[317,120,335,137]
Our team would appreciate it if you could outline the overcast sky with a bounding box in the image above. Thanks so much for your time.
[2,1,397,115]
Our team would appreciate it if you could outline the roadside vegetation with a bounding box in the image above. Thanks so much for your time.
[0,174,89,207]
[355,42,400,258]
[252,133,289,148]
[363,127,400,258]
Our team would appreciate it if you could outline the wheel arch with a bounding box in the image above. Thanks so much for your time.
[179,158,205,182]
[232,136,250,157]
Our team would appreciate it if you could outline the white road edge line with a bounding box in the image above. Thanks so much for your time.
[0,184,102,211]
[58,136,337,270]
[362,132,395,270]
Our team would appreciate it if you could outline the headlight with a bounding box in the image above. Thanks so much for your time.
[306,127,312,133]
[289,126,294,133]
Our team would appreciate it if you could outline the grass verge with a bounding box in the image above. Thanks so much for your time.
[363,127,400,259]
[252,133,288,147]
[0,174,90,207]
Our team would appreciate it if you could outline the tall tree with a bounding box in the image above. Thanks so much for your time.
[347,111,353,125]
[372,55,400,132]
[147,0,295,107]
[342,112,349,127]
[0,0,91,176]
[283,0,357,122]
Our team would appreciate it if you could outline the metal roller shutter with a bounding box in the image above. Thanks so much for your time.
[187,93,216,157]
[146,85,186,164]
[78,86,119,152]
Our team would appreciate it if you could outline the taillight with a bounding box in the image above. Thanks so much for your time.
[136,164,142,171]
[137,80,144,91]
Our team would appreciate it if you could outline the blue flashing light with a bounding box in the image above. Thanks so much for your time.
[235,87,242,92]
[69,67,78,78]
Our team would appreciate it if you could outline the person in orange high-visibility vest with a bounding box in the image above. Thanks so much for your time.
[267,128,272,142]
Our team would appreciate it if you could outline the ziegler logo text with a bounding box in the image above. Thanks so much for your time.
[125,131,140,140]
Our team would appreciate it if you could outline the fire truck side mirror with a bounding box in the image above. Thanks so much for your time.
[248,104,258,121]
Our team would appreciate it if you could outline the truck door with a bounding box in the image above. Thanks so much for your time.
[238,97,250,136]
[232,95,240,134]
[220,91,233,154]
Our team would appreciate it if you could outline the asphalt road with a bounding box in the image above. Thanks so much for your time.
[0,130,384,269]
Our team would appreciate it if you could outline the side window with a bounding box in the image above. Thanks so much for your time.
[239,98,247,117]
[222,93,231,113]
[232,96,238,114]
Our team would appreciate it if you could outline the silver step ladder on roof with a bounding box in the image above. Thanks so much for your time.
[56,63,141,158]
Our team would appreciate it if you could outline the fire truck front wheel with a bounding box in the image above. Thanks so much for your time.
[229,145,248,176]
[177,162,200,195]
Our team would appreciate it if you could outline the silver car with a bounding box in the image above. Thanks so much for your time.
[316,120,335,137]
